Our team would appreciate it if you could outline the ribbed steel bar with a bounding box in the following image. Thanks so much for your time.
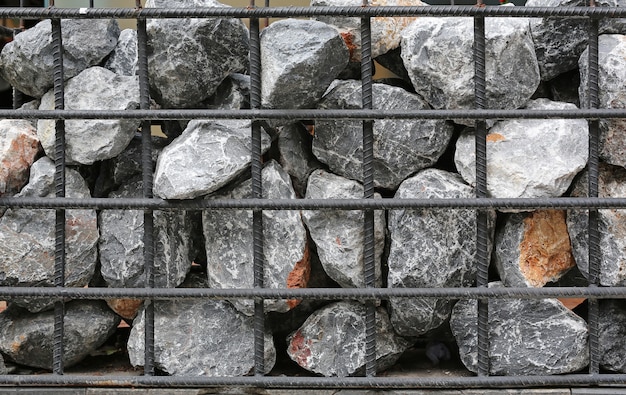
[473,15,490,378]
[136,16,155,377]
[51,16,66,376]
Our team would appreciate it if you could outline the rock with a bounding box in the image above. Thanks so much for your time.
[104,29,138,76]
[450,282,589,375]
[0,119,40,198]
[128,299,276,376]
[101,136,165,191]
[0,19,119,98]
[454,99,588,199]
[387,168,495,337]
[0,157,98,312]
[313,80,454,190]
[98,178,194,290]
[567,164,626,286]
[287,301,411,377]
[276,123,323,197]
[37,66,141,165]
[495,210,576,287]
[203,160,309,315]
[153,119,271,200]
[311,0,425,62]
[579,34,626,168]
[206,73,250,110]
[0,301,120,370]
[599,300,626,373]
[400,15,539,123]
[302,169,385,288]
[261,19,349,109]
[145,0,249,108]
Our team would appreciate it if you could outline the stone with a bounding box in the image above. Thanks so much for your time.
[400,15,539,123]
[145,0,249,108]
[287,301,411,377]
[0,19,119,98]
[104,28,138,76]
[37,66,141,165]
[387,168,495,337]
[203,160,309,316]
[128,299,276,376]
[0,300,120,370]
[495,210,576,287]
[599,300,626,373]
[276,122,323,197]
[313,80,454,190]
[450,282,589,375]
[0,157,98,312]
[98,178,194,290]
[454,99,588,199]
[579,34,626,168]
[302,169,385,288]
[153,119,271,200]
[206,73,250,110]
[567,164,626,286]
[311,0,425,62]
[0,119,40,198]
[261,19,349,109]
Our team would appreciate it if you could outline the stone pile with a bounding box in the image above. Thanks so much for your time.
[0,0,625,379]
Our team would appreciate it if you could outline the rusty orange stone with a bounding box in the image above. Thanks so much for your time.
[286,239,311,309]
[106,298,143,320]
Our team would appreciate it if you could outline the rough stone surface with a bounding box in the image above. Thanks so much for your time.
[450,282,589,375]
[401,15,539,122]
[567,164,626,286]
[0,119,40,198]
[287,301,411,377]
[145,0,249,108]
[579,34,626,168]
[313,80,454,190]
[104,28,138,76]
[203,160,309,315]
[0,157,98,312]
[153,119,271,200]
[0,301,119,370]
[206,73,250,110]
[261,19,349,109]
[128,299,276,376]
[37,66,141,165]
[387,168,495,337]
[302,169,385,288]
[99,178,194,289]
[455,99,588,199]
[495,210,576,287]
[312,0,425,62]
[599,300,626,373]
[276,122,323,197]
[0,19,119,98]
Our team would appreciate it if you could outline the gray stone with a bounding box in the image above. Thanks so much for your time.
[375,47,410,83]
[261,19,349,109]
[387,168,495,337]
[579,34,626,168]
[311,0,426,62]
[0,301,120,370]
[37,66,141,165]
[145,0,249,108]
[313,80,454,190]
[302,169,385,288]
[206,73,250,110]
[0,119,40,198]
[276,123,323,197]
[287,301,411,377]
[104,136,165,190]
[0,157,98,312]
[454,99,588,199]
[567,164,626,286]
[99,178,194,289]
[400,15,539,124]
[599,300,626,373]
[450,282,589,375]
[104,29,138,76]
[128,299,276,376]
[0,19,119,98]
[153,119,271,200]
[495,210,576,287]
[203,160,309,315]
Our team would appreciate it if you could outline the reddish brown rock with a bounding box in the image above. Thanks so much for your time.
[106,298,143,320]
[0,119,40,198]
[286,240,311,310]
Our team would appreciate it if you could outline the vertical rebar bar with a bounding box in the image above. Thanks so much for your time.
[473,15,490,378]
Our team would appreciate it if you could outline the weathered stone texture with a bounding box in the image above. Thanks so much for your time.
[104,28,138,76]
[599,300,626,373]
[276,122,323,197]
[0,119,40,198]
